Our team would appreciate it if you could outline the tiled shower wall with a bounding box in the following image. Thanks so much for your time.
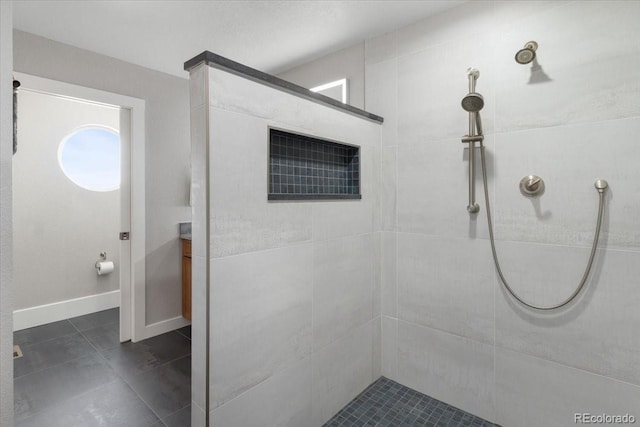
[189,65,382,425]
[366,1,640,425]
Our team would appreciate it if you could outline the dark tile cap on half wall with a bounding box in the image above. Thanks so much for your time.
[184,51,384,124]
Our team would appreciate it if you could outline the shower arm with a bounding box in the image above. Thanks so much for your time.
[464,69,481,213]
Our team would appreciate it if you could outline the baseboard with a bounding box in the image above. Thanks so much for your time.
[13,290,120,331]
[138,315,190,342]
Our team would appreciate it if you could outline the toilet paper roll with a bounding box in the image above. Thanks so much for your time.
[96,261,114,276]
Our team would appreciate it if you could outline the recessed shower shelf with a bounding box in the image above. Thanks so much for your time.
[268,129,361,201]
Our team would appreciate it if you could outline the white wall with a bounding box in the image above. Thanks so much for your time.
[13,91,120,310]
[189,63,382,426]
[277,43,365,109]
[282,1,640,425]
[365,1,640,425]
[13,30,191,325]
[0,2,14,425]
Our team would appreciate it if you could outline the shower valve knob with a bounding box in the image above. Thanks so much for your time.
[526,177,541,190]
[520,175,545,197]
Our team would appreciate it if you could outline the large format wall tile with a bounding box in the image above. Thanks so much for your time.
[397,233,495,344]
[365,59,398,148]
[496,348,640,427]
[192,404,206,427]
[209,69,315,131]
[495,242,640,387]
[493,117,640,250]
[189,104,208,260]
[396,321,495,422]
[365,31,397,66]
[372,232,382,318]
[397,135,494,240]
[493,241,595,309]
[381,231,397,317]
[397,33,496,145]
[189,64,207,112]
[312,200,374,242]
[395,1,494,59]
[210,109,312,258]
[210,244,313,408]
[495,1,640,133]
[312,320,375,426]
[313,234,376,350]
[372,316,382,380]
[211,357,312,427]
[380,146,397,231]
[190,255,207,411]
[309,99,382,152]
[492,0,571,32]
[381,315,398,381]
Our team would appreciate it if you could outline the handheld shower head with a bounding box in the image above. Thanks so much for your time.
[461,92,484,112]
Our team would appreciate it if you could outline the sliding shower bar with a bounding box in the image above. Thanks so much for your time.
[461,68,483,213]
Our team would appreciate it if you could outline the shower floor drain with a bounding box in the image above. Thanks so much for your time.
[13,345,23,359]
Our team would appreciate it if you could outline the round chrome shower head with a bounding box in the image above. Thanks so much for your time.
[461,92,484,112]
[515,41,538,64]
[515,48,535,64]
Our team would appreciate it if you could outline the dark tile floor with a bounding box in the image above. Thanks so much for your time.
[323,377,500,427]
[13,308,192,427]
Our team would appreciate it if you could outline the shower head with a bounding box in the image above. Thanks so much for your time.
[515,41,538,64]
[461,92,484,112]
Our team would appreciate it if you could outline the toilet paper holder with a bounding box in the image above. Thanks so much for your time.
[95,252,115,276]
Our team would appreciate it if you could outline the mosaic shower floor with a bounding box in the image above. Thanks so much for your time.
[323,377,500,427]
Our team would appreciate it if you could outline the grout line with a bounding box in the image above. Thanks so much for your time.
[71,321,103,355]
[211,229,382,262]
[13,319,78,348]
[70,320,131,381]
[494,345,640,392]
[161,402,192,424]
[393,57,400,382]
[109,352,192,424]
[119,376,168,426]
[117,351,192,383]
[393,229,637,254]
[396,318,494,349]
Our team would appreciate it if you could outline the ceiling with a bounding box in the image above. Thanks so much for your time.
[13,0,464,79]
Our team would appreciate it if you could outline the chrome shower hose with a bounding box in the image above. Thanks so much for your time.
[478,143,607,310]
